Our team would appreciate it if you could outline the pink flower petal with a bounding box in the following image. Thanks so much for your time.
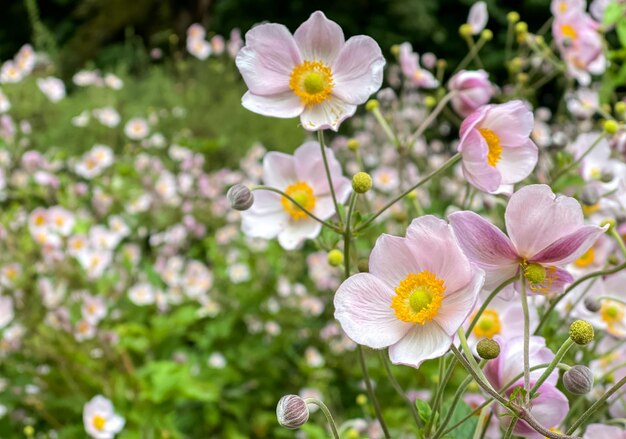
[277,218,322,250]
[236,23,302,95]
[530,225,607,265]
[334,273,411,349]
[299,96,356,131]
[369,234,420,289]
[241,91,304,119]
[294,11,345,65]
[482,100,534,146]
[263,151,296,189]
[294,141,347,198]
[332,35,385,105]
[389,323,452,368]
[405,216,473,292]
[435,268,484,336]
[458,129,502,193]
[467,1,488,34]
[505,184,586,258]
[497,139,538,185]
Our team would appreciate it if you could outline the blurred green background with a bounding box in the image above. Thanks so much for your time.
[2,0,552,76]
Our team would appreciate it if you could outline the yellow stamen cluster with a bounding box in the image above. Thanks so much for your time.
[281,181,316,220]
[472,309,502,339]
[93,415,106,431]
[561,24,577,40]
[391,271,445,324]
[600,300,624,325]
[479,128,503,167]
[289,60,334,106]
[574,248,595,268]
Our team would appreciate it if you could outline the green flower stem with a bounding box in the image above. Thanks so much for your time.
[473,403,494,439]
[427,355,457,436]
[502,418,518,439]
[465,276,517,337]
[520,273,531,402]
[552,133,607,184]
[357,346,391,439]
[566,375,626,435]
[354,153,461,232]
[379,351,423,429]
[304,398,340,439]
[371,107,401,149]
[318,130,342,223]
[343,192,357,278]
[536,262,626,334]
[610,227,626,258]
[455,36,487,74]
[432,361,485,439]
[457,328,489,385]
[597,296,626,307]
[407,92,457,147]
[251,186,342,233]
[529,338,574,398]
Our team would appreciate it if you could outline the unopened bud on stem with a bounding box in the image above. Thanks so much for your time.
[276,395,309,429]
[563,365,594,394]
[227,184,254,211]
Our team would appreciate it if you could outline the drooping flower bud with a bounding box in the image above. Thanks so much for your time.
[276,395,309,429]
[580,185,600,206]
[583,297,601,313]
[476,338,500,360]
[563,365,594,395]
[569,320,594,345]
[227,184,254,211]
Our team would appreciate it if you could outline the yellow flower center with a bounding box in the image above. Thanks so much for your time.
[582,203,600,215]
[93,415,106,431]
[281,181,316,220]
[479,128,502,167]
[561,24,577,40]
[391,271,445,324]
[289,60,334,106]
[574,248,595,268]
[601,300,624,325]
[558,2,568,13]
[472,309,502,339]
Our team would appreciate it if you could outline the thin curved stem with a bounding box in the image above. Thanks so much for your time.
[529,338,574,398]
[355,153,461,232]
[536,262,626,334]
[466,276,517,337]
[610,227,626,258]
[379,351,423,429]
[552,133,607,184]
[304,398,340,439]
[343,192,357,278]
[520,273,531,402]
[407,91,457,146]
[357,346,391,439]
[251,186,342,233]
[566,375,626,435]
[318,130,342,223]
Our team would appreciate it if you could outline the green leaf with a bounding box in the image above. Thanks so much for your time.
[603,2,624,26]
[617,20,626,48]
[415,399,432,424]
[441,400,478,439]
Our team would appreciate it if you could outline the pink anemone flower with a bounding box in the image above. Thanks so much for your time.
[334,216,485,368]
[236,11,385,131]
[241,141,350,250]
[398,43,438,89]
[584,424,626,439]
[449,184,607,295]
[448,69,493,117]
[457,100,538,193]
[484,336,569,439]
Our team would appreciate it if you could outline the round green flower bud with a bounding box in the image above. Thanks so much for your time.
[390,44,401,57]
[563,365,594,395]
[227,184,254,211]
[424,96,437,108]
[615,101,626,114]
[327,249,344,267]
[476,338,500,360]
[515,22,528,34]
[507,11,520,23]
[481,29,493,41]
[583,297,601,313]
[436,59,447,70]
[604,120,620,135]
[569,320,594,345]
[509,57,524,72]
[524,263,546,284]
[459,24,473,38]
[347,138,360,152]
[356,394,368,406]
[346,428,360,439]
[365,99,379,112]
[276,395,309,429]
[352,172,373,194]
